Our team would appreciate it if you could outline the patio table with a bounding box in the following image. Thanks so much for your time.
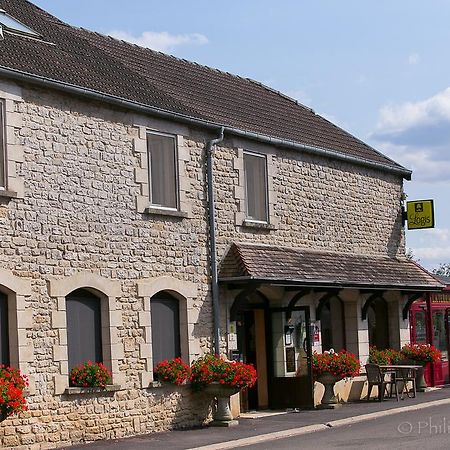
[379,365,422,399]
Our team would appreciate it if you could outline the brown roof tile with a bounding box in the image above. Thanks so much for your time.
[0,0,407,174]
[219,243,443,290]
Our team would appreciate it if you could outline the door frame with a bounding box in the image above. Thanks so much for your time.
[267,305,314,409]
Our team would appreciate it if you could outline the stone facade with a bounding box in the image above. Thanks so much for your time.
[0,79,407,448]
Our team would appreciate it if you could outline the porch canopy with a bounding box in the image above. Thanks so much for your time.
[219,243,444,320]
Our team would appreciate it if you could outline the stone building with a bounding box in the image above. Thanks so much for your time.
[0,0,444,447]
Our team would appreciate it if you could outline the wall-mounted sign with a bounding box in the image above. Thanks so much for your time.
[406,199,435,230]
[227,321,238,350]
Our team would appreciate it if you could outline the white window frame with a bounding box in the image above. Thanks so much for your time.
[147,131,179,211]
[0,99,6,190]
[243,150,269,223]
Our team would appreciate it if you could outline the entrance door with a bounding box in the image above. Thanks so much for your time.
[237,309,269,411]
[268,307,313,409]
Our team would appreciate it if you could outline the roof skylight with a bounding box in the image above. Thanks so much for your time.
[0,9,39,37]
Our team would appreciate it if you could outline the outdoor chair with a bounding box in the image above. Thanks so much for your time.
[395,367,416,398]
[365,364,399,401]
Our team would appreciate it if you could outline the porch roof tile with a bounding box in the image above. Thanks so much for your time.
[219,243,444,291]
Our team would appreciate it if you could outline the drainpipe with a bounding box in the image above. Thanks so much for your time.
[206,127,225,355]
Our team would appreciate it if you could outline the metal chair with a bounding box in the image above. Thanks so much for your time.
[395,367,417,398]
[365,364,399,401]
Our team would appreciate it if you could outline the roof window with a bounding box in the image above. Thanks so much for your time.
[0,9,40,38]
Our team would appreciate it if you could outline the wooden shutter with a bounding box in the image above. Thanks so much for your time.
[0,102,5,188]
[66,289,102,370]
[0,293,9,366]
[147,133,178,209]
[151,293,181,365]
[244,152,268,221]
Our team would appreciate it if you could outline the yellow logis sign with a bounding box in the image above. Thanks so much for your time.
[406,199,435,230]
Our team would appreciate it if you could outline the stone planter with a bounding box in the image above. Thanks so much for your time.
[204,383,240,427]
[316,373,342,409]
[415,363,428,392]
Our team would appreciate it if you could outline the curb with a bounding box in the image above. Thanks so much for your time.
[189,397,450,450]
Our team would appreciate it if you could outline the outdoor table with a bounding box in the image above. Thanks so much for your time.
[379,365,421,399]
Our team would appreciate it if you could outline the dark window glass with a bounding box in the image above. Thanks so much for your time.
[368,297,390,350]
[244,152,268,222]
[0,293,9,366]
[414,310,427,344]
[66,289,102,371]
[147,133,178,209]
[0,102,5,188]
[151,292,180,365]
[321,296,345,352]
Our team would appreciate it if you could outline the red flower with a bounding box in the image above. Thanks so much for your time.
[190,354,257,391]
[0,365,28,419]
[154,358,191,385]
[401,344,442,363]
[69,362,112,388]
[310,351,360,380]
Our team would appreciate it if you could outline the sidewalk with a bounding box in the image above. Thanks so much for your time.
[68,387,450,450]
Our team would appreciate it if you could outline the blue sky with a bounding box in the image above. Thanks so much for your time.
[32,0,450,270]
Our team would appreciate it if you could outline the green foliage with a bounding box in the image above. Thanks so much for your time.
[433,263,450,277]
[69,361,112,388]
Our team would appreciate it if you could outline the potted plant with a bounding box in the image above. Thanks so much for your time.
[190,354,257,425]
[401,343,442,391]
[0,365,28,422]
[69,361,112,388]
[368,346,402,365]
[312,350,360,408]
[154,357,191,385]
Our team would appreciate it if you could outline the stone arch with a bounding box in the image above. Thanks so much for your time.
[0,269,33,373]
[137,276,197,387]
[49,272,123,394]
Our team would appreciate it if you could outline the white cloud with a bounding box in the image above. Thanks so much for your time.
[408,53,420,65]
[371,88,450,182]
[108,30,208,52]
[409,228,450,267]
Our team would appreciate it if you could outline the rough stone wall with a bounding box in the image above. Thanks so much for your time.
[0,82,405,448]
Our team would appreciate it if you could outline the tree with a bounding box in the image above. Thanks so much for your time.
[433,263,450,277]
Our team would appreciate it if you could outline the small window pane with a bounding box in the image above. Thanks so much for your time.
[0,293,9,366]
[66,289,102,371]
[0,11,39,36]
[151,293,180,365]
[0,103,5,188]
[244,152,268,221]
[147,134,178,209]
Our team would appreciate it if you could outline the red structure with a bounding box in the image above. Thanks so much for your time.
[410,275,450,386]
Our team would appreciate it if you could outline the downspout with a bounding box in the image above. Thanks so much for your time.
[206,127,225,355]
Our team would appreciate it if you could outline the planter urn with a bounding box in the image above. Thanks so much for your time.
[204,382,240,426]
[317,373,342,409]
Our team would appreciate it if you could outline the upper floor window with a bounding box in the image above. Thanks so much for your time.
[147,132,178,210]
[0,100,5,189]
[244,151,268,222]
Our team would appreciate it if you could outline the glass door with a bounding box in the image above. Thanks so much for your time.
[268,307,313,409]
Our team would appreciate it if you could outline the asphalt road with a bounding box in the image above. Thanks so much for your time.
[241,403,450,450]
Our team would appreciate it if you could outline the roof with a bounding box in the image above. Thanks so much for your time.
[219,243,444,291]
[0,0,410,177]
[435,275,450,289]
